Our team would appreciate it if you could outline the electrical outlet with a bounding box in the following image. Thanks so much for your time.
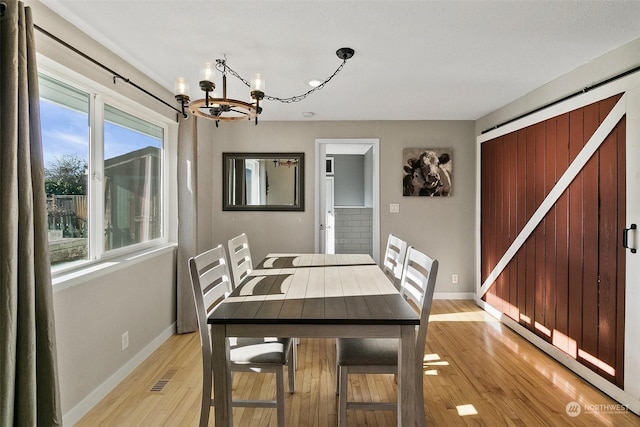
[121,331,129,350]
[452,274,459,284]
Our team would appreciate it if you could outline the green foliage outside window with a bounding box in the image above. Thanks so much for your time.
[44,154,88,196]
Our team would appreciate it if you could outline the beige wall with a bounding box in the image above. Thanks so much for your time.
[203,119,476,295]
[53,250,176,415]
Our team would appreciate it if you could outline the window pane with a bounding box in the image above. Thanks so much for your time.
[39,74,90,265]
[104,105,163,251]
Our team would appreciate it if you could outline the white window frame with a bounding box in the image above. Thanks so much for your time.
[37,55,177,286]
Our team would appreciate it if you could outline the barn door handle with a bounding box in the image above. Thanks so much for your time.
[623,224,637,253]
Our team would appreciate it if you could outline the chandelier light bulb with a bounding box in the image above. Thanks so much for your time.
[200,62,215,82]
[174,77,189,96]
[251,73,265,93]
[199,62,216,93]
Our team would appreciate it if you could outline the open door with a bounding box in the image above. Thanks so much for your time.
[317,142,328,253]
[325,177,335,254]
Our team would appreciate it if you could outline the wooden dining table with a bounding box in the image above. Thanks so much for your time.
[208,253,421,426]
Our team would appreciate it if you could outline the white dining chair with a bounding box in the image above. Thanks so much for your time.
[227,233,253,287]
[335,247,438,427]
[189,244,295,427]
[228,233,300,369]
[382,234,408,289]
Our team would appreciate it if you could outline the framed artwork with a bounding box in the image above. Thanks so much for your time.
[402,147,453,197]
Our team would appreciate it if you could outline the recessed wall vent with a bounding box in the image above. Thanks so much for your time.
[149,368,177,393]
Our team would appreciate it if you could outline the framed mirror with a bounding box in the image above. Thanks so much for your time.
[223,152,305,211]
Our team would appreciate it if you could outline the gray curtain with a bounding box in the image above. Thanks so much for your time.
[176,114,198,333]
[0,1,62,425]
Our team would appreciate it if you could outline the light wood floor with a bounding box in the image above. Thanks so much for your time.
[76,300,640,426]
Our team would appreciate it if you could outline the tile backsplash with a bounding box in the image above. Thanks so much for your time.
[334,207,372,256]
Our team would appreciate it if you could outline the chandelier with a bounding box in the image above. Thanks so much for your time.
[174,47,354,126]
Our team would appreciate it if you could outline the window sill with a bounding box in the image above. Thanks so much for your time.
[52,243,177,293]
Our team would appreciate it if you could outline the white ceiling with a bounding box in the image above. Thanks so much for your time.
[40,0,640,122]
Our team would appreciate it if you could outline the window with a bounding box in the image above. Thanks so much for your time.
[40,74,90,264]
[103,105,163,251]
[39,73,167,268]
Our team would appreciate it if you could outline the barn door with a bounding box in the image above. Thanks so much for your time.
[479,94,627,388]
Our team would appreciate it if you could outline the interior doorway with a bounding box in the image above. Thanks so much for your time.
[315,138,380,262]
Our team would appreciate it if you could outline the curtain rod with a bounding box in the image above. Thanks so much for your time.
[34,24,183,120]
[480,62,640,135]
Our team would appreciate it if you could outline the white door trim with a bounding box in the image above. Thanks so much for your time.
[624,86,640,405]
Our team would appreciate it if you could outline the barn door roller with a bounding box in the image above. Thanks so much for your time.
[623,224,637,253]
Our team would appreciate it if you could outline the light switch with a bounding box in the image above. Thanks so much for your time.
[390,203,400,213]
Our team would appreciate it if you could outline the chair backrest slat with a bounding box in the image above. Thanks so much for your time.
[382,234,408,288]
[201,262,232,315]
[228,233,253,287]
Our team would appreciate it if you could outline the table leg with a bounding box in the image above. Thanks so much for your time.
[211,324,232,426]
[398,324,417,426]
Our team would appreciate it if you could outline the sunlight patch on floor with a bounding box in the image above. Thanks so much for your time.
[422,353,449,376]
[429,311,499,322]
[425,361,449,366]
[456,404,478,416]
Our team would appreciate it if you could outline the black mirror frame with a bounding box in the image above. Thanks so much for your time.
[222,152,305,211]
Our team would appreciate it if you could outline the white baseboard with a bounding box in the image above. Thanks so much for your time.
[64,323,176,426]
[476,298,640,416]
[434,292,475,300]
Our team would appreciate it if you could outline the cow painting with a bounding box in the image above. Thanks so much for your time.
[403,148,452,197]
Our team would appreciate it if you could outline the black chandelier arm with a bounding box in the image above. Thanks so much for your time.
[217,57,350,104]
